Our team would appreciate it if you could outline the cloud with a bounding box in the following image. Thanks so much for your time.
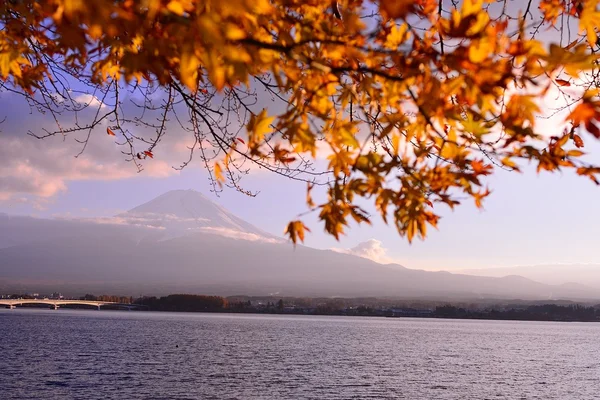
[51,211,282,244]
[332,239,395,264]
[0,93,208,202]
[0,131,177,201]
[76,216,167,230]
[191,226,283,244]
[123,212,211,224]
[72,93,107,109]
[56,212,211,230]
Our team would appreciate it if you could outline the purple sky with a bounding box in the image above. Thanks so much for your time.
[1,2,599,271]
[1,98,599,272]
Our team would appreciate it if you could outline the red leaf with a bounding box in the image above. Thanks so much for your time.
[555,79,571,87]
[143,150,154,158]
[236,137,245,144]
[107,127,116,136]
[280,156,297,163]
[586,121,600,139]
[573,134,585,148]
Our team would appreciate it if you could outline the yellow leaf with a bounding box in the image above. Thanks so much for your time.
[224,24,246,41]
[180,45,200,91]
[391,134,400,156]
[214,162,225,187]
[501,157,518,170]
[468,37,493,63]
[205,51,225,91]
[567,149,585,157]
[247,109,274,146]
[385,24,409,49]
[166,0,186,16]
[466,12,490,36]
[440,128,458,159]
[462,0,484,17]
[579,0,600,46]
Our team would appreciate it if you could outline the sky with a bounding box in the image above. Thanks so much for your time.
[1,1,599,272]
[2,87,599,273]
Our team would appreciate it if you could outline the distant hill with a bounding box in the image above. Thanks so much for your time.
[458,264,600,289]
[0,190,598,300]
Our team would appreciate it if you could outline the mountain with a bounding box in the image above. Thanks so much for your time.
[0,190,598,300]
[458,264,600,289]
[118,189,280,241]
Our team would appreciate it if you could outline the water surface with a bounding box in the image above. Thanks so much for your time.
[1,309,598,399]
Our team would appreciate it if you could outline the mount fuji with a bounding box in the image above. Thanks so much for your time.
[0,190,597,300]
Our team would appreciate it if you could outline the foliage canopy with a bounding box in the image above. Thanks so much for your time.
[2,0,600,243]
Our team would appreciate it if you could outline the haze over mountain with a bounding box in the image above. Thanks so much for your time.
[459,264,600,289]
[0,190,598,300]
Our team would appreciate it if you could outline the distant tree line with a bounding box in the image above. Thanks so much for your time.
[134,294,227,312]
[14,291,600,322]
[131,296,600,322]
[81,294,133,304]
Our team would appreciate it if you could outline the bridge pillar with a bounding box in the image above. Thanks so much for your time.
[97,305,101,310]
[51,304,59,310]
[8,305,16,309]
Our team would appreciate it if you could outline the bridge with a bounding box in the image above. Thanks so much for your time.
[0,299,130,310]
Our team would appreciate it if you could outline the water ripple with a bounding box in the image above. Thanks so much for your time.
[1,309,600,399]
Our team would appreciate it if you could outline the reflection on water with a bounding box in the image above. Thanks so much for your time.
[1,309,599,399]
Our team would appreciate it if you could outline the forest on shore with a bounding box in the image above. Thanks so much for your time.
[5,293,600,322]
[129,295,600,322]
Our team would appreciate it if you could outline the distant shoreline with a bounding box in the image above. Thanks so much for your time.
[5,302,600,323]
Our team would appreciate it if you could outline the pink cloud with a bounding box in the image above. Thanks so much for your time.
[0,127,183,201]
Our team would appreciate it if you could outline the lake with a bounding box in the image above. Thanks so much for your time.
[1,309,599,399]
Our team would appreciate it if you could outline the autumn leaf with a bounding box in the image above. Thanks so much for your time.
[568,101,597,126]
[306,183,315,208]
[214,162,225,187]
[587,122,600,138]
[501,157,519,170]
[471,160,492,175]
[284,220,310,245]
[579,0,600,46]
[247,109,274,148]
[555,78,571,86]
[573,134,585,148]
[567,100,600,138]
[107,127,116,136]
[143,150,154,158]
[166,0,187,16]
[180,44,200,91]
[384,23,409,49]
[379,0,416,19]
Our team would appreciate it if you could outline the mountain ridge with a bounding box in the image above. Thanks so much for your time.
[458,264,600,289]
[0,190,598,300]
